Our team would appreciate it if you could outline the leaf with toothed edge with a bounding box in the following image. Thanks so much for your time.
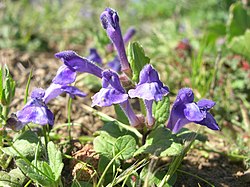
[127,42,150,83]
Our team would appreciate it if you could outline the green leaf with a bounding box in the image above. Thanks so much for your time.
[176,128,208,142]
[47,141,64,181]
[0,168,26,187]
[114,104,129,125]
[127,42,150,83]
[114,135,137,160]
[1,130,42,159]
[134,127,183,157]
[153,96,170,125]
[0,149,12,169]
[140,166,177,187]
[227,2,250,41]
[98,155,120,174]
[16,159,53,187]
[33,160,54,181]
[0,66,3,101]
[98,121,139,143]
[228,29,250,61]
[93,133,116,159]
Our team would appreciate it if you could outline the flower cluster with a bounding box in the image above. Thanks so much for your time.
[166,88,219,133]
[12,7,219,134]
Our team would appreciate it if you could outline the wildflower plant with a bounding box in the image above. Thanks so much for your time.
[0,7,221,187]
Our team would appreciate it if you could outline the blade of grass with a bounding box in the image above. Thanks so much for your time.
[67,96,73,141]
[81,103,142,139]
[96,146,129,187]
[24,68,33,104]
[176,168,215,187]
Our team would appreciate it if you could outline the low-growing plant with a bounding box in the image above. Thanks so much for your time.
[0,6,222,187]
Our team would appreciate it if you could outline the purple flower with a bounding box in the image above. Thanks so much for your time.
[53,50,103,85]
[106,27,136,53]
[92,69,142,127]
[100,8,131,75]
[15,83,86,129]
[16,88,54,126]
[87,48,102,65]
[91,70,128,107]
[123,27,136,44]
[166,88,219,133]
[128,64,169,126]
[44,83,86,104]
[108,56,121,72]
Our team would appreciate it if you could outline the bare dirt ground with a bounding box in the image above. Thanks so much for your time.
[1,49,249,186]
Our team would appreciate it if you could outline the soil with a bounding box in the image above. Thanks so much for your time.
[1,49,249,187]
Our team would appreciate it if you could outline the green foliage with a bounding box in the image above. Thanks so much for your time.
[97,121,139,143]
[1,130,41,159]
[16,159,54,187]
[94,132,136,161]
[114,135,137,160]
[140,166,177,187]
[127,42,150,83]
[228,29,250,60]
[226,2,250,40]
[16,141,63,187]
[0,168,26,187]
[153,96,170,125]
[47,141,64,182]
[0,65,16,107]
[134,127,183,157]
[114,104,129,125]
[94,133,116,159]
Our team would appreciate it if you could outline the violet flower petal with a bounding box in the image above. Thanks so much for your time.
[106,27,136,53]
[144,100,154,126]
[16,100,54,126]
[170,118,190,134]
[102,69,125,93]
[129,82,168,101]
[87,48,102,65]
[166,88,219,133]
[196,113,219,130]
[123,27,136,44]
[108,56,121,72]
[44,83,64,104]
[197,99,216,110]
[61,85,87,98]
[44,83,86,104]
[55,50,103,78]
[128,64,169,101]
[119,100,142,127]
[184,103,205,121]
[91,87,128,107]
[100,8,130,73]
[53,64,77,85]
[174,88,194,105]
[31,88,45,100]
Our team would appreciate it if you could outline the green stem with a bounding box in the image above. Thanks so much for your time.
[81,103,142,139]
[24,68,33,105]
[0,105,9,147]
[177,168,215,187]
[24,180,32,187]
[67,97,72,141]
[159,139,195,187]
[2,105,8,120]
[96,148,127,187]
[42,125,49,151]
